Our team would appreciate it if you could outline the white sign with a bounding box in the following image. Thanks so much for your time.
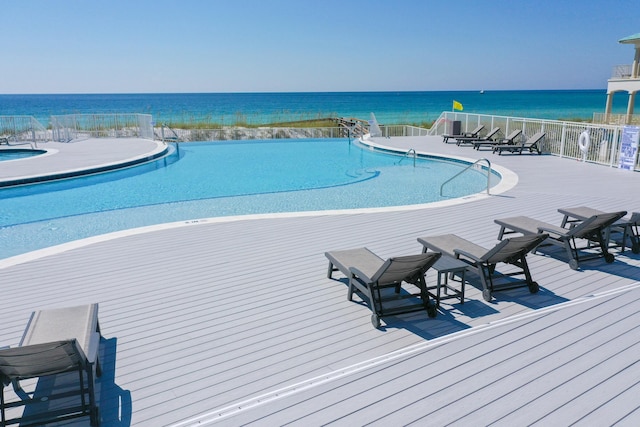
[619,125,639,171]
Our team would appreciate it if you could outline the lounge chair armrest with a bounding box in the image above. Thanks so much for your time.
[349,266,374,283]
[85,332,101,365]
[536,226,565,237]
[453,249,483,263]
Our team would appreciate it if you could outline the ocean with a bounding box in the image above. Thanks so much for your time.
[0,90,629,127]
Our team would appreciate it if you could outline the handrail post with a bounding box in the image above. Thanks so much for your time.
[440,158,492,197]
[396,148,417,167]
[484,158,492,195]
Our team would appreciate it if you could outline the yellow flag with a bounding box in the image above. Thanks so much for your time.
[453,100,463,111]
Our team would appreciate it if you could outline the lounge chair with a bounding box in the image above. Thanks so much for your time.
[455,127,500,146]
[0,304,102,426]
[495,211,627,270]
[474,128,522,151]
[325,248,441,328]
[442,124,484,143]
[493,131,545,155]
[558,206,640,254]
[418,234,547,301]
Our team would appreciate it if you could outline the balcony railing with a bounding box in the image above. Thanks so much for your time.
[611,64,634,79]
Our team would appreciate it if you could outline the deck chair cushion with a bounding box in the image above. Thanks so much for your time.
[0,340,86,385]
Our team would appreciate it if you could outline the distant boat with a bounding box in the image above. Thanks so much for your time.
[480,90,485,94]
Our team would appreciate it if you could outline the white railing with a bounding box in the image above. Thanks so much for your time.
[429,111,640,171]
[51,114,154,142]
[380,125,430,137]
[0,115,49,147]
[151,124,431,142]
[157,126,347,142]
[611,64,633,79]
[593,112,640,125]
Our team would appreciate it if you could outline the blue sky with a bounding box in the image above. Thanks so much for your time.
[1,0,638,94]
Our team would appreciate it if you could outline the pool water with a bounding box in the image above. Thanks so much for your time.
[0,138,498,258]
[0,149,45,161]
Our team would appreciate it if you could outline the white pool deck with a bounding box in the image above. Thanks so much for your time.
[1,136,640,426]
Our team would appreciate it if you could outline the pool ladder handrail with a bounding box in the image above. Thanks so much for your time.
[440,158,492,196]
[160,124,181,143]
[397,148,417,167]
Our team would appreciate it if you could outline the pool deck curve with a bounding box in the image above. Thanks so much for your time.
[0,138,167,186]
[1,136,640,426]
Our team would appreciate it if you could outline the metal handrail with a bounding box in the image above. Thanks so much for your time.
[396,148,417,167]
[160,124,181,143]
[440,158,492,196]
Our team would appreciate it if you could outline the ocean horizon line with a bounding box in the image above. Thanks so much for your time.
[0,90,621,125]
[0,88,607,96]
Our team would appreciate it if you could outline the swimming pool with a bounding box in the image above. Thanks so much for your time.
[0,149,46,161]
[0,138,499,259]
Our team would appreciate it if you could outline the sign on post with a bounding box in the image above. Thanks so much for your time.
[618,125,639,171]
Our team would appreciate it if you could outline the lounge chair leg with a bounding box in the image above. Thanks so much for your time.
[327,262,335,279]
[371,313,380,328]
[347,276,355,301]
[479,262,494,302]
[564,239,580,270]
[519,256,539,293]
[599,236,615,263]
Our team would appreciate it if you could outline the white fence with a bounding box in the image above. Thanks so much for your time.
[429,112,640,171]
[158,126,349,142]
[51,114,154,142]
[593,112,640,125]
[0,115,49,146]
[157,124,430,142]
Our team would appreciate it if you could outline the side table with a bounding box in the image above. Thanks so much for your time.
[429,255,468,306]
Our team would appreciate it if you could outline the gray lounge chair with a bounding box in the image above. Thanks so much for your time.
[474,128,522,150]
[493,131,545,155]
[558,207,640,254]
[495,211,627,270]
[325,248,441,328]
[0,304,101,426]
[442,124,484,143]
[456,127,500,146]
[417,234,547,301]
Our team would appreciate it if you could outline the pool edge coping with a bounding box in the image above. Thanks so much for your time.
[0,140,519,268]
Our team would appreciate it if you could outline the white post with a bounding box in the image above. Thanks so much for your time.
[627,92,636,124]
[609,127,619,167]
[604,92,614,123]
[560,123,566,158]
[633,46,640,78]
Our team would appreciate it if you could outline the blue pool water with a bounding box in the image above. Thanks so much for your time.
[0,138,497,259]
[0,149,45,161]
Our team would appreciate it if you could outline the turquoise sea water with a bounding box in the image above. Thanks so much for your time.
[0,90,628,126]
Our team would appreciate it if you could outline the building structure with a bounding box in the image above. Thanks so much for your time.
[605,33,640,124]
